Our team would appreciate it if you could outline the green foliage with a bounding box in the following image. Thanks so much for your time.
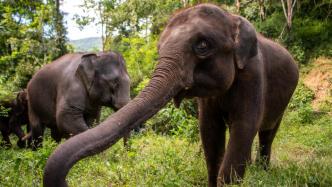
[245,0,332,63]
[114,36,158,92]
[0,105,11,117]
[0,0,69,91]
[288,82,315,110]
[1,111,331,186]
[287,82,316,124]
[253,12,285,38]
[288,42,306,63]
[100,106,114,122]
[287,18,332,63]
[68,134,207,187]
[0,135,57,186]
[147,101,199,142]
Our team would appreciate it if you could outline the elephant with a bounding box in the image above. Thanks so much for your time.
[43,4,299,187]
[0,90,29,148]
[26,51,130,149]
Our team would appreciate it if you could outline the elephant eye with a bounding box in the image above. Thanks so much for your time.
[197,40,208,49]
[193,40,213,57]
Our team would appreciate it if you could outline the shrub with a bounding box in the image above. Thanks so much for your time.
[288,82,315,110]
[146,100,199,142]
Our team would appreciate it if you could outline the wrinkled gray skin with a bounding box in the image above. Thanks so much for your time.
[43,4,299,187]
[27,51,130,149]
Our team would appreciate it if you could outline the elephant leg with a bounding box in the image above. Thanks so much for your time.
[199,98,226,187]
[256,117,282,169]
[123,132,131,148]
[26,123,32,147]
[57,110,88,138]
[31,124,45,150]
[217,124,257,185]
[51,128,62,143]
[28,107,44,149]
[1,129,11,147]
[11,123,26,148]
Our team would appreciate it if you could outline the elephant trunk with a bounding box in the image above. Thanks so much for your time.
[43,59,183,187]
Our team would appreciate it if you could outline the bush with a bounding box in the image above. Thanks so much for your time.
[113,36,158,93]
[288,82,315,110]
[146,100,199,142]
[253,12,285,38]
[289,42,306,63]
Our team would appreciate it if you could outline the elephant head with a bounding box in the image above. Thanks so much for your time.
[13,90,28,115]
[76,51,130,110]
[44,4,258,186]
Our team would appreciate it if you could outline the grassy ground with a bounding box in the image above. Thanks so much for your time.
[0,109,331,187]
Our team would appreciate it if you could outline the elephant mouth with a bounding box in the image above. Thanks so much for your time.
[173,88,193,108]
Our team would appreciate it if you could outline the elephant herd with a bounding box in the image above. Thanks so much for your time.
[2,4,299,187]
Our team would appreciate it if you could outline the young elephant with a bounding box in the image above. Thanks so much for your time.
[0,90,29,148]
[44,4,299,187]
[27,51,130,148]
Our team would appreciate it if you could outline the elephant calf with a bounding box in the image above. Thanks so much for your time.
[27,51,130,149]
[44,4,299,187]
[0,90,29,148]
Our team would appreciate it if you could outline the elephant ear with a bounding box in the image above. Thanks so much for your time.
[76,53,97,92]
[17,90,28,106]
[234,16,258,69]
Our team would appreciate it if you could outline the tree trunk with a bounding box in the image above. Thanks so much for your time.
[281,0,297,31]
[54,0,67,57]
[258,0,266,21]
[236,0,241,13]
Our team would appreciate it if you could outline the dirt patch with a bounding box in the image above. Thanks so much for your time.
[303,57,332,110]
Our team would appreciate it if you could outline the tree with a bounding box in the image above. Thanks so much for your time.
[281,0,297,31]
[54,0,68,57]
[258,0,266,20]
[0,0,69,90]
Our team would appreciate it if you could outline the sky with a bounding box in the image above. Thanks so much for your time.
[61,0,101,40]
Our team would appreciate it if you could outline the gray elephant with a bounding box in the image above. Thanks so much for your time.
[27,51,130,149]
[0,90,29,148]
[44,4,299,187]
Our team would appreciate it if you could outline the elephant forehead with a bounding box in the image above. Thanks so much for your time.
[159,17,214,47]
[159,25,192,47]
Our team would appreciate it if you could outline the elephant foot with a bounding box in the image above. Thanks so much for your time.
[17,139,27,148]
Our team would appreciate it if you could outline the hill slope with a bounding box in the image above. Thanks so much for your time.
[69,37,102,52]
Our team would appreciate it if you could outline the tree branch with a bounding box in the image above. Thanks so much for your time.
[281,0,288,22]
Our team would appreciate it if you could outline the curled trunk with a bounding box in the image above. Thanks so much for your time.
[43,61,183,187]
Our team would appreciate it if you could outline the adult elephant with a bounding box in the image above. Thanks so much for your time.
[44,4,298,187]
[0,90,29,148]
[27,51,130,149]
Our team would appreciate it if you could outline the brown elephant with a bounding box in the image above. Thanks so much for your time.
[43,4,299,187]
[0,90,29,148]
[27,51,130,149]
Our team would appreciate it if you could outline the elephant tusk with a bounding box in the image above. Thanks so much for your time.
[21,132,31,141]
